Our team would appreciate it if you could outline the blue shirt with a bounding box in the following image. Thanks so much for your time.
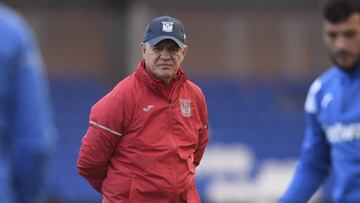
[280,65,360,203]
[0,4,55,203]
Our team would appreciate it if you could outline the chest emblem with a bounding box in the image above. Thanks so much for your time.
[180,99,191,117]
[321,93,333,109]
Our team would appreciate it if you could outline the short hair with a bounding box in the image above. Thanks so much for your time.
[323,0,360,23]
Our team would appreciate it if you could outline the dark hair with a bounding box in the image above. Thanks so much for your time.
[323,0,360,23]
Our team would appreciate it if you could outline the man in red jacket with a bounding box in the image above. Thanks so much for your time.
[77,16,209,203]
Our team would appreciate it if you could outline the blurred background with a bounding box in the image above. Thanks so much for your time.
[4,0,334,202]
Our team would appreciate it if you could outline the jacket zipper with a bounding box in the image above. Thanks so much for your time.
[167,98,180,194]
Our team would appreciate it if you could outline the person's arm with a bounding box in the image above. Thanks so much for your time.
[9,14,56,203]
[78,124,120,192]
[194,92,209,167]
[279,80,331,203]
[279,113,331,203]
[77,95,126,193]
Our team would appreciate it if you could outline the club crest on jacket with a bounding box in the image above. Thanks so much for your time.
[180,99,191,117]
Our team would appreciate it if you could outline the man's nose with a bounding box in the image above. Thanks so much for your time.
[160,50,171,59]
[334,36,349,50]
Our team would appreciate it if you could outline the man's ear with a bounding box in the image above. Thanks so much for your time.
[181,46,188,58]
[140,42,146,58]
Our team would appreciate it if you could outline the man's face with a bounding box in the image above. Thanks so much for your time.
[140,39,187,84]
[324,13,360,70]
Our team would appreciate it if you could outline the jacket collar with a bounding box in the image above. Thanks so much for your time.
[336,63,360,77]
[134,59,188,98]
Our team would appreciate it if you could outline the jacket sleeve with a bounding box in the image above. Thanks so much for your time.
[194,91,209,167]
[9,13,56,203]
[279,80,331,203]
[77,94,128,193]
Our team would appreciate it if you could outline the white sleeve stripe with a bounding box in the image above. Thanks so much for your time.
[305,79,322,113]
[200,124,208,133]
[89,121,122,137]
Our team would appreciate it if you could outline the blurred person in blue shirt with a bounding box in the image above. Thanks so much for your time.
[0,3,55,203]
[280,0,360,202]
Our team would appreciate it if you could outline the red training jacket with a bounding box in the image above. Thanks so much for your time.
[77,60,209,203]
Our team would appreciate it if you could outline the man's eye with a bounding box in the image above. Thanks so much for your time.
[327,32,337,39]
[344,31,356,39]
[169,47,180,52]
